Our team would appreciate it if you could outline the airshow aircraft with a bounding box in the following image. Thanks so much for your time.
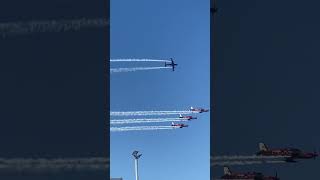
[190,106,209,113]
[256,143,318,162]
[179,114,197,120]
[164,58,177,71]
[221,166,279,180]
[171,122,188,128]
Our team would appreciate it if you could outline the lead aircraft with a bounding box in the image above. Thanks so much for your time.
[164,58,177,71]
[190,106,209,113]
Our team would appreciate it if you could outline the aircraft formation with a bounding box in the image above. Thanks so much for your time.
[110,107,209,132]
[212,142,319,179]
[110,60,209,131]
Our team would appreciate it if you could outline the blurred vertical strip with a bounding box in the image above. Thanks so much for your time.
[104,0,110,179]
[210,0,217,179]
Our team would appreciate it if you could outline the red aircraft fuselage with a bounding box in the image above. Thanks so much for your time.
[221,172,279,180]
[257,148,318,162]
[179,115,197,120]
[171,123,188,128]
[190,107,209,113]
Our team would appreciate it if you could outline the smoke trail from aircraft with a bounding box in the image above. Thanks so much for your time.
[211,160,263,166]
[111,118,188,124]
[110,111,196,116]
[211,155,290,160]
[0,157,109,173]
[110,67,171,73]
[264,160,287,164]
[211,160,286,166]
[110,59,171,63]
[111,126,178,132]
[0,18,109,37]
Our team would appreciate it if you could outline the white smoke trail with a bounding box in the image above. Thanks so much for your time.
[211,160,263,166]
[111,118,189,124]
[110,59,171,63]
[0,18,109,37]
[111,125,178,130]
[110,111,196,116]
[0,157,109,173]
[211,155,290,160]
[112,111,192,113]
[211,160,286,166]
[111,126,179,132]
[264,160,287,164]
[110,67,171,73]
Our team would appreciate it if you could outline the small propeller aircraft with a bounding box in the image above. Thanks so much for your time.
[256,143,318,162]
[190,107,209,113]
[221,166,279,180]
[179,114,197,120]
[171,122,188,128]
[164,58,177,71]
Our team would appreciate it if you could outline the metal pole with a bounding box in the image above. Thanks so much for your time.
[135,158,139,180]
[132,150,141,180]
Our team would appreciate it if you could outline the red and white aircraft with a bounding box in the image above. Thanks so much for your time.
[179,114,197,120]
[190,106,209,113]
[221,166,279,180]
[256,143,318,162]
[171,122,188,128]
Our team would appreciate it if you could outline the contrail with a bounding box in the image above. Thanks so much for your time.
[264,160,287,164]
[0,157,109,173]
[110,67,171,73]
[111,118,189,124]
[110,126,179,132]
[211,155,290,161]
[0,18,109,37]
[110,59,171,63]
[110,111,196,116]
[211,160,286,166]
[211,160,263,166]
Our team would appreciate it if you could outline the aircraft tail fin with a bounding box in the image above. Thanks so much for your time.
[259,143,268,151]
[223,166,231,175]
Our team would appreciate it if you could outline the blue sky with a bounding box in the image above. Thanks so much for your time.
[110,0,210,180]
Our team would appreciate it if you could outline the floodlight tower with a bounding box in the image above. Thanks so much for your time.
[132,150,142,180]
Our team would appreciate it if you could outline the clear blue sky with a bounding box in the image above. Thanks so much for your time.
[110,0,210,180]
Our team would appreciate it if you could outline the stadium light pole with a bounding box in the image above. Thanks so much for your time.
[132,151,142,180]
